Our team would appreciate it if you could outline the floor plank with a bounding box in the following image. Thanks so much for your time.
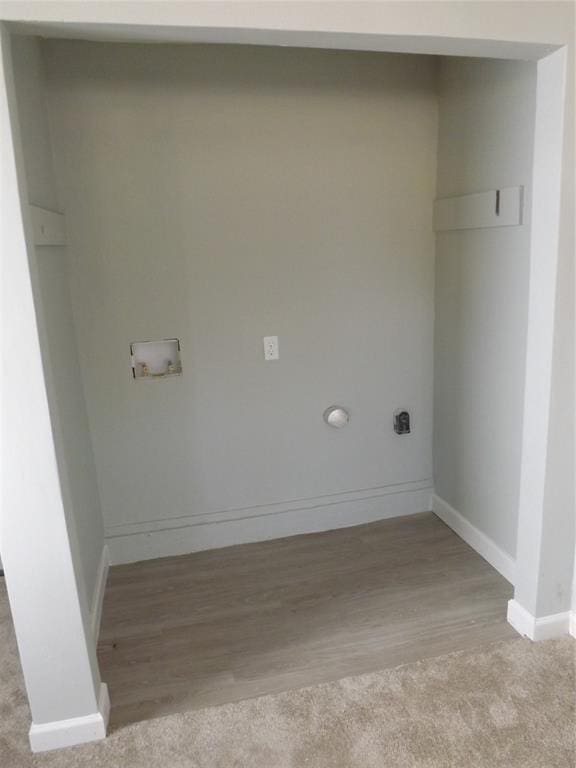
[98,512,516,729]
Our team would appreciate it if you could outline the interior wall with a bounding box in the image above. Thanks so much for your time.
[531,43,575,617]
[1,30,105,740]
[0,4,573,750]
[42,41,438,562]
[434,57,537,561]
[10,35,105,608]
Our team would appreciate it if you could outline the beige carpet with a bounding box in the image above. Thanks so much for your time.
[1,581,574,767]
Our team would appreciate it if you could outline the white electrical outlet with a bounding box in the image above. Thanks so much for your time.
[263,335,279,361]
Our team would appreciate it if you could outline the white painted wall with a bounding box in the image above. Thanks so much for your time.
[0,28,106,749]
[1,0,573,751]
[10,35,104,610]
[433,57,537,560]
[42,41,438,562]
[513,45,575,621]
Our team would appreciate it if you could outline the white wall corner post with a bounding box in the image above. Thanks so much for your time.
[509,46,575,641]
[0,27,108,751]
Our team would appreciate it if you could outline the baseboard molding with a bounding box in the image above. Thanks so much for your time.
[29,683,109,752]
[431,494,516,584]
[106,481,433,564]
[507,599,571,641]
[569,611,576,639]
[89,545,109,643]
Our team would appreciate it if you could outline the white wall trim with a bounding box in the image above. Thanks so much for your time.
[433,186,523,231]
[432,494,516,585]
[106,482,433,564]
[107,479,433,538]
[507,599,571,641]
[29,683,109,753]
[569,611,576,639]
[89,545,109,643]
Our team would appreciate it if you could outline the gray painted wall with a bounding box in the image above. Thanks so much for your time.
[11,35,104,608]
[42,42,438,559]
[434,57,537,558]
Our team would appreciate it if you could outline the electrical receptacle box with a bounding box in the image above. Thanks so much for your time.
[263,335,279,361]
[394,410,410,435]
[130,338,182,380]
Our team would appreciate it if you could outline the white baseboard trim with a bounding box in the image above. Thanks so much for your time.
[29,683,109,752]
[507,599,571,641]
[431,494,516,584]
[569,611,576,639]
[106,481,433,565]
[89,545,109,643]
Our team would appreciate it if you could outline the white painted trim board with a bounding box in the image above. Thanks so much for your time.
[433,186,522,231]
[507,599,571,641]
[107,483,433,565]
[107,479,432,538]
[430,497,571,641]
[431,494,516,585]
[29,683,109,753]
[89,545,109,644]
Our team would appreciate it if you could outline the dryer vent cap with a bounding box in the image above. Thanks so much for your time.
[323,406,350,428]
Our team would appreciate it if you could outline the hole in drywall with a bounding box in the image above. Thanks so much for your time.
[130,339,182,380]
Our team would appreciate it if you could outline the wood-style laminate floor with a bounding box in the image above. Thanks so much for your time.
[98,512,516,729]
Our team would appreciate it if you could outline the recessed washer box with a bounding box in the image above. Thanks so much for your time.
[130,339,182,380]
